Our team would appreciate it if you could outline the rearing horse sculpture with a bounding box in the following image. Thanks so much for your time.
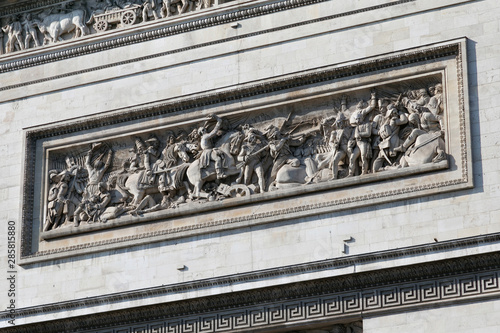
[186,131,243,198]
[114,142,191,206]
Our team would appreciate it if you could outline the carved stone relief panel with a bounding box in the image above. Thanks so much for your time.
[20,39,471,263]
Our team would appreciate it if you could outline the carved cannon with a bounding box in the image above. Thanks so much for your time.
[92,5,141,32]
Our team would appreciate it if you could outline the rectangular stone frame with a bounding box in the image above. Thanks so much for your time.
[20,38,472,264]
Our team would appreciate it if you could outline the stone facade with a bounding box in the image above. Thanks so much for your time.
[0,0,499,331]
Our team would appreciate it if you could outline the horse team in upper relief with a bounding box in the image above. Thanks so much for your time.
[0,0,214,54]
[43,86,447,231]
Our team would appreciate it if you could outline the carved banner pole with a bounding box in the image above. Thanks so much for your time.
[0,30,4,55]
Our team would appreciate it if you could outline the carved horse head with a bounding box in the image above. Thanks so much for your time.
[174,142,191,163]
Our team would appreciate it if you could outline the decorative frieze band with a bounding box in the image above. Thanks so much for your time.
[0,0,416,75]
[111,271,497,333]
[2,252,499,332]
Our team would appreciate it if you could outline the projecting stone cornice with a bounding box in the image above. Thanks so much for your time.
[2,249,500,332]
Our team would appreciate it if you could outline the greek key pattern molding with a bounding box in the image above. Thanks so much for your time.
[0,0,416,76]
[2,259,499,333]
[10,248,500,327]
[84,271,500,333]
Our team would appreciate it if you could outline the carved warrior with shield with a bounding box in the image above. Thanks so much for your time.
[43,84,448,231]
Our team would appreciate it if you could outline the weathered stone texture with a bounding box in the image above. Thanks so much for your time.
[0,0,499,329]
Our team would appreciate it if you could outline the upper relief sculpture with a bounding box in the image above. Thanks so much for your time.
[0,0,218,53]
[43,82,447,232]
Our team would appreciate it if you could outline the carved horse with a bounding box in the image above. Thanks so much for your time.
[399,132,446,167]
[186,131,243,198]
[156,142,194,203]
[114,142,191,206]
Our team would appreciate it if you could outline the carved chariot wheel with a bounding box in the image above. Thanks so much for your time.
[94,20,109,32]
[121,10,137,26]
[226,184,250,198]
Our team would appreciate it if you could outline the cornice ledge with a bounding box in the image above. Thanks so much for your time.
[1,251,499,332]
[10,234,500,320]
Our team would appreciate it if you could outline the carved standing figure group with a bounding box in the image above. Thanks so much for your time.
[43,85,447,231]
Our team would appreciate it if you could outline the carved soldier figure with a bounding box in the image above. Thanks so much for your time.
[427,83,444,116]
[395,84,444,154]
[372,104,407,172]
[404,87,431,114]
[83,143,113,199]
[129,193,170,215]
[142,0,159,21]
[423,84,445,132]
[196,0,211,10]
[266,125,302,189]
[161,0,190,17]
[63,155,88,223]
[186,128,201,155]
[294,137,318,181]
[198,114,227,179]
[155,131,177,190]
[328,113,353,179]
[236,130,268,192]
[2,15,24,53]
[395,112,443,154]
[347,93,377,176]
[21,13,40,49]
[74,182,111,226]
[44,170,72,231]
[143,136,161,184]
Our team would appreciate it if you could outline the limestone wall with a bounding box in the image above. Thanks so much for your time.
[0,0,499,329]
